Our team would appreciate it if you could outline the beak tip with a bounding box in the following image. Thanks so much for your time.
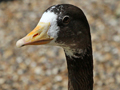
[16,39,25,48]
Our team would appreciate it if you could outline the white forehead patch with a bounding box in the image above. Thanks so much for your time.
[39,11,59,39]
[40,11,57,23]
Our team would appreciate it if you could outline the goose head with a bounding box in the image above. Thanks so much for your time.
[16,4,91,57]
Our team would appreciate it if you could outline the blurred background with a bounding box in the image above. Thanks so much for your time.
[0,0,120,90]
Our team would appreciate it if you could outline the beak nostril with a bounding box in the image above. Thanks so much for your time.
[33,33,39,38]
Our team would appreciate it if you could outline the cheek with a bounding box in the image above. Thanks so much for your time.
[47,24,60,38]
[58,26,74,38]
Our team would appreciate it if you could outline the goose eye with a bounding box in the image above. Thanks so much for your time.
[62,16,70,24]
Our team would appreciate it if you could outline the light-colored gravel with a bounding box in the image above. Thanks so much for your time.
[0,0,120,90]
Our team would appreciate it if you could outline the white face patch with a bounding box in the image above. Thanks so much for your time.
[38,11,59,41]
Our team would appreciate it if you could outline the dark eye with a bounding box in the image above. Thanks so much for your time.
[62,15,70,24]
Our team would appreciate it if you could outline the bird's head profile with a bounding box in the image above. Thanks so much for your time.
[16,4,91,57]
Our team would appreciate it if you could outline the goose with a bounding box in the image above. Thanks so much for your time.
[16,4,93,90]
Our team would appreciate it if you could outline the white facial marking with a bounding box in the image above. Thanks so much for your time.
[39,11,59,39]
[63,46,84,58]
[50,5,56,10]
[64,47,76,58]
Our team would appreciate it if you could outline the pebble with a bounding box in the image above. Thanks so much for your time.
[0,78,5,84]
[30,62,37,67]
[52,68,59,75]
[54,75,62,82]
[34,67,43,75]
[16,57,23,63]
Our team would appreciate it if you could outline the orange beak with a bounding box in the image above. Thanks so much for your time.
[16,22,54,47]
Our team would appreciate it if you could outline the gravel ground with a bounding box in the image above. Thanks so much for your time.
[0,0,120,90]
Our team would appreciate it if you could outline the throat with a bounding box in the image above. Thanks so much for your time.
[64,46,93,90]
